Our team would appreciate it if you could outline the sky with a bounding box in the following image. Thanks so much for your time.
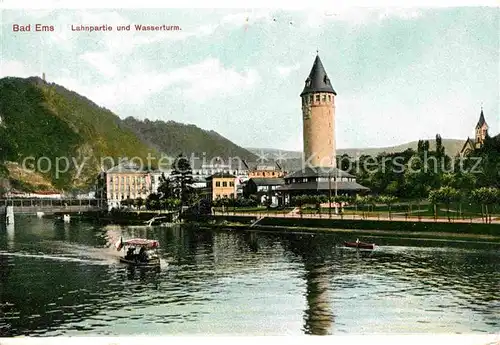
[1,5,499,151]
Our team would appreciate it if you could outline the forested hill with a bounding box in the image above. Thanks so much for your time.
[121,117,257,161]
[0,76,158,192]
[0,76,256,193]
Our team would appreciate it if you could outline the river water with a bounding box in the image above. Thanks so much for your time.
[0,216,499,336]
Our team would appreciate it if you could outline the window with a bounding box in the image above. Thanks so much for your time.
[316,95,320,102]
[222,181,227,187]
[328,95,331,101]
[309,95,313,103]
[229,181,234,187]
[322,95,326,102]
[216,181,221,187]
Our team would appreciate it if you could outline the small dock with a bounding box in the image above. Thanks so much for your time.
[0,198,103,216]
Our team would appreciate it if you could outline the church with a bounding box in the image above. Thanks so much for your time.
[278,53,369,203]
[459,108,489,156]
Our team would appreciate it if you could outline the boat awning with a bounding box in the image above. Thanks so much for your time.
[123,238,160,248]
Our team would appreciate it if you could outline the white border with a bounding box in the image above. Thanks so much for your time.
[0,335,499,344]
[1,0,499,9]
[0,2,498,344]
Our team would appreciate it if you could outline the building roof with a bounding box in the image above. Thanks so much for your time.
[284,166,354,179]
[106,160,148,174]
[248,178,285,186]
[191,159,248,171]
[278,181,369,192]
[300,54,337,97]
[205,172,236,179]
[476,109,488,129]
[459,137,476,155]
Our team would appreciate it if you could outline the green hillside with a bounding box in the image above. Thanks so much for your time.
[0,76,158,191]
[122,117,257,161]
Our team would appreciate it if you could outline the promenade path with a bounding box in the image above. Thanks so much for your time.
[214,210,500,225]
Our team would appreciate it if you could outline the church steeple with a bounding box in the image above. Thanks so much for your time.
[474,107,489,148]
[475,107,487,129]
[300,54,337,97]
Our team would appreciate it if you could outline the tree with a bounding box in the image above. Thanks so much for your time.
[170,153,195,215]
[157,172,174,200]
[291,195,307,218]
[134,197,144,210]
[378,195,398,220]
[146,193,161,210]
[121,198,134,208]
[435,134,445,158]
[470,187,499,223]
[428,187,460,222]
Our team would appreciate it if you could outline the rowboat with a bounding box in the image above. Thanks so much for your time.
[344,240,375,250]
[115,238,161,267]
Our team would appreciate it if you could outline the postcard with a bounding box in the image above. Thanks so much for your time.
[0,1,499,344]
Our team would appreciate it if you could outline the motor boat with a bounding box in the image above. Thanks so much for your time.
[116,237,161,267]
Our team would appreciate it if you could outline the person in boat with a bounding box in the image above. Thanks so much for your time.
[138,246,148,262]
[125,247,135,260]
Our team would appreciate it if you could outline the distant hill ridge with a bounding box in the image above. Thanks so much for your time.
[248,139,467,160]
[121,117,257,161]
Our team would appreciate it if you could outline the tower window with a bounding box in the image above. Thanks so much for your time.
[316,95,320,102]
[322,95,326,102]
[309,95,313,102]
[328,95,331,101]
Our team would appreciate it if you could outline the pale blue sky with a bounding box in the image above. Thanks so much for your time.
[1,7,498,151]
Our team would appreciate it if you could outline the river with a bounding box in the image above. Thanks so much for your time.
[0,216,499,336]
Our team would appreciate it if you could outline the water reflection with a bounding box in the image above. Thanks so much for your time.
[283,234,335,335]
[0,218,498,336]
[6,222,14,250]
[302,262,333,335]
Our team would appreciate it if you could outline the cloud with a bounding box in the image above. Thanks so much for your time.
[176,59,261,102]
[79,52,119,78]
[52,58,260,109]
[0,60,34,78]
[277,63,300,77]
[302,8,423,28]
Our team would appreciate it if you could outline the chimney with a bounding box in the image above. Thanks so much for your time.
[42,72,46,82]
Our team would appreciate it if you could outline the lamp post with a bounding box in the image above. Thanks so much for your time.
[328,171,332,218]
[335,165,339,214]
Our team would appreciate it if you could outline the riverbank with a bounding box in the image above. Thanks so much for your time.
[186,214,500,240]
[51,210,177,226]
[196,222,500,243]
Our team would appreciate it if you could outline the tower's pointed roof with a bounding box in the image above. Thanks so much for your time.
[300,54,337,97]
[475,108,487,129]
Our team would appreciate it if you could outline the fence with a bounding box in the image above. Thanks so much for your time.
[212,209,498,224]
